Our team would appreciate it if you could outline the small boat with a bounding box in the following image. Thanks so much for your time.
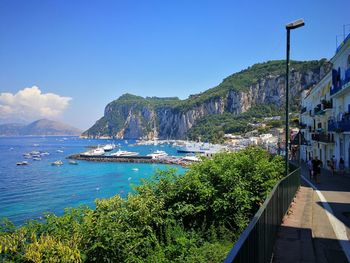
[32,144,39,147]
[23,153,32,159]
[110,150,139,157]
[182,156,200,162]
[40,152,50,156]
[69,160,78,165]
[30,151,40,155]
[33,157,41,161]
[147,150,168,159]
[51,160,63,166]
[56,150,64,153]
[16,161,29,166]
[132,168,139,171]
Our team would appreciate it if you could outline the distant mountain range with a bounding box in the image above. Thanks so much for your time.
[0,119,82,136]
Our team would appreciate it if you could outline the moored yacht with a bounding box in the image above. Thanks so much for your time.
[147,150,168,159]
[16,161,29,166]
[110,149,139,157]
[51,160,63,166]
[81,148,105,156]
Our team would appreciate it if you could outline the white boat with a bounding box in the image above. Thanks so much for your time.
[69,160,78,165]
[40,152,50,156]
[132,168,139,171]
[182,156,200,162]
[110,149,139,157]
[81,148,105,156]
[103,144,115,151]
[56,150,64,153]
[33,157,41,161]
[177,143,225,154]
[147,150,168,159]
[51,160,63,166]
[23,153,32,158]
[30,151,40,155]
[16,161,29,166]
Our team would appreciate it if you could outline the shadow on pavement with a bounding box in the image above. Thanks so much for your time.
[273,225,348,263]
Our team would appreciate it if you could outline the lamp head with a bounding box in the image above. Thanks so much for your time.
[286,19,305,30]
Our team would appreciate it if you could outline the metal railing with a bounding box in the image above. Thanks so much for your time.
[224,165,301,263]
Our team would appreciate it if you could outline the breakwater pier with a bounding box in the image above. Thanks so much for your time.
[68,154,194,167]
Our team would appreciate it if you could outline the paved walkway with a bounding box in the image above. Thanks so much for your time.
[273,164,350,263]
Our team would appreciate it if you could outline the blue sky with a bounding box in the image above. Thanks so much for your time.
[0,0,349,129]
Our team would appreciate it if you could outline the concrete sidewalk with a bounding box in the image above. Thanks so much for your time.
[273,164,350,263]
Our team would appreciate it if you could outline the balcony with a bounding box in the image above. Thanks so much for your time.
[328,115,350,132]
[330,67,350,96]
[322,99,332,110]
[314,104,323,115]
[330,83,342,96]
[311,133,334,143]
[301,139,312,146]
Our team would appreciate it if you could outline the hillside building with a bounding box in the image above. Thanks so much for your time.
[300,32,350,170]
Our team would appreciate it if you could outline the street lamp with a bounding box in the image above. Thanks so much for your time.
[285,19,305,176]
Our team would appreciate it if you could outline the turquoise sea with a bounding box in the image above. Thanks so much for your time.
[0,136,186,225]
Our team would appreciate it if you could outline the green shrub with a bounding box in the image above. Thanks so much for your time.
[0,147,284,262]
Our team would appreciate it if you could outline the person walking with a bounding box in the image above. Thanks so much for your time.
[339,157,345,176]
[312,156,322,184]
[330,155,336,176]
[308,157,313,179]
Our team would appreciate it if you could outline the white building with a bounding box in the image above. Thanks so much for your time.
[300,32,350,169]
[300,71,333,166]
[328,33,350,169]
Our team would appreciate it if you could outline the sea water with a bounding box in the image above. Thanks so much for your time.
[0,136,186,225]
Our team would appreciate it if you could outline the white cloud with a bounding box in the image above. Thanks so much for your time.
[0,86,72,123]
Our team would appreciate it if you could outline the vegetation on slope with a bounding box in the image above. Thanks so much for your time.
[0,147,284,262]
[173,59,329,112]
[188,104,282,142]
[107,93,181,108]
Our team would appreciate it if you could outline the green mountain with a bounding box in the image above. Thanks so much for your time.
[83,59,330,140]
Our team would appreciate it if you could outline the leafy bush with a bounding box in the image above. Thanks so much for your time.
[0,147,284,262]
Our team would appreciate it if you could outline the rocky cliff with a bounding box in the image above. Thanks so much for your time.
[83,59,330,139]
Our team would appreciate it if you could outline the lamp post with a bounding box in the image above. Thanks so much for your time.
[285,19,305,176]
